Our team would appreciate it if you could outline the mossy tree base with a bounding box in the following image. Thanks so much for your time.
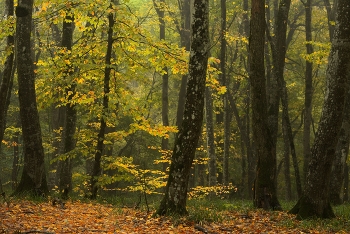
[289,196,335,220]
[155,198,188,216]
[12,169,49,197]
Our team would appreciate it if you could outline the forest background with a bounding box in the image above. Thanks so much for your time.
[0,0,348,222]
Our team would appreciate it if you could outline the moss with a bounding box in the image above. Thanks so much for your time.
[289,196,335,220]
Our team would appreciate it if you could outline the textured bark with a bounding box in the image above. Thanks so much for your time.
[290,0,350,219]
[330,90,350,205]
[176,0,191,127]
[13,0,48,196]
[58,11,76,196]
[90,5,114,199]
[205,87,217,186]
[156,0,209,215]
[303,0,314,181]
[250,0,281,210]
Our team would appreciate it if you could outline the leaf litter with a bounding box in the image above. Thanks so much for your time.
[0,200,348,233]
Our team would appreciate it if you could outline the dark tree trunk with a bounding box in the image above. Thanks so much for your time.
[220,0,230,186]
[250,0,281,210]
[344,163,349,202]
[58,11,76,197]
[0,0,15,150]
[153,0,169,173]
[282,118,292,200]
[176,0,191,127]
[156,0,209,215]
[13,0,48,196]
[323,0,337,40]
[11,129,20,191]
[290,0,350,219]
[205,87,217,186]
[90,5,114,199]
[242,0,255,199]
[303,0,314,181]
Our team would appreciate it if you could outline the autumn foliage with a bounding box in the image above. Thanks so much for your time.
[1,199,349,233]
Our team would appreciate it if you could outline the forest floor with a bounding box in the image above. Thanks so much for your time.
[1,199,350,233]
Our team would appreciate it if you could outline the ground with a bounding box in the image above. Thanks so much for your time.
[0,199,349,233]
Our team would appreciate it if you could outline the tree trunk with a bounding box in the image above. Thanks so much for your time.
[90,4,114,199]
[303,0,314,181]
[205,87,216,186]
[282,117,292,200]
[250,0,281,210]
[290,0,350,219]
[156,0,209,215]
[220,0,230,186]
[176,0,191,127]
[58,10,76,197]
[330,90,350,205]
[0,0,15,151]
[11,128,20,191]
[153,0,169,173]
[13,0,48,196]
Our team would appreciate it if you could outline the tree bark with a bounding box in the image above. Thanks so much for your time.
[205,87,216,186]
[220,0,230,186]
[290,0,350,219]
[90,3,114,199]
[250,0,281,210]
[13,0,48,196]
[156,0,209,215]
[330,90,350,205]
[0,0,15,152]
[176,0,191,127]
[153,0,169,173]
[58,9,76,197]
[303,0,314,181]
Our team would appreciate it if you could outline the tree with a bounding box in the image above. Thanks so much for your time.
[303,0,314,181]
[0,0,15,155]
[156,0,209,215]
[58,8,76,197]
[290,0,350,219]
[0,0,15,193]
[90,2,114,199]
[175,0,191,127]
[153,0,169,173]
[13,0,48,196]
[205,86,216,186]
[249,0,281,210]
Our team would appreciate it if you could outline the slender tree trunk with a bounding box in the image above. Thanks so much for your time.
[176,0,191,127]
[303,0,314,181]
[13,0,48,196]
[220,0,229,185]
[90,4,114,199]
[344,164,349,202]
[11,129,20,191]
[0,0,15,151]
[282,117,292,200]
[205,87,216,186]
[250,0,281,210]
[58,9,76,197]
[156,0,209,215]
[290,0,350,219]
[153,0,169,173]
